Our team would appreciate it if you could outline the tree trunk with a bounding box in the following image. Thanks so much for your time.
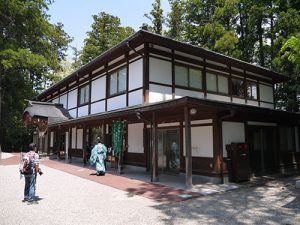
[257,18,265,66]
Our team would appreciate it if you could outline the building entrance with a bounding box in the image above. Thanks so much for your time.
[157,128,180,173]
[247,126,276,175]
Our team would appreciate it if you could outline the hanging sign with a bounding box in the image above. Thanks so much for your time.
[112,121,124,156]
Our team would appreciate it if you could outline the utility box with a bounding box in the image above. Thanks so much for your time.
[226,143,250,183]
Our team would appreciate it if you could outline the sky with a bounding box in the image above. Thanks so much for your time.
[48,0,170,56]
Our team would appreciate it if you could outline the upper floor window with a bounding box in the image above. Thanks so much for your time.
[246,81,257,100]
[109,67,127,96]
[79,84,90,105]
[231,77,244,97]
[175,65,202,89]
[206,72,228,94]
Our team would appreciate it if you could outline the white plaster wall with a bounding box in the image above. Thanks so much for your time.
[153,44,172,53]
[183,126,214,157]
[108,55,125,66]
[174,50,203,61]
[259,84,274,103]
[222,122,245,157]
[247,121,277,126]
[128,89,143,106]
[128,123,144,153]
[149,57,172,85]
[107,94,126,111]
[78,105,89,117]
[206,93,231,102]
[232,97,246,104]
[129,59,143,90]
[246,100,259,106]
[174,88,204,99]
[260,102,274,109]
[76,129,83,149]
[50,132,54,147]
[91,76,106,102]
[52,98,59,104]
[68,109,77,118]
[92,66,104,75]
[67,89,78,109]
[129,44,144,55]
[71,128,76,148]
[90,101,105,114]
[149,84,172,103]
[158,122,180,127]
[191,119,213,125]
[59,93,67,108]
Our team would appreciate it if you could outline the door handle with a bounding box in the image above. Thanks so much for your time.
[241,153,247,156]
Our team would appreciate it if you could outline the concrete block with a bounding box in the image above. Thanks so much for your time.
[296,180,300,189]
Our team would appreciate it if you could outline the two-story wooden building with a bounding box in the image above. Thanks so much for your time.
[27,30,300,184]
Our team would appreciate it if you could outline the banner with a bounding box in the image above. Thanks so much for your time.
[112,121,124,156]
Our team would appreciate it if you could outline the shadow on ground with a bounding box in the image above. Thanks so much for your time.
[151,175,300,224]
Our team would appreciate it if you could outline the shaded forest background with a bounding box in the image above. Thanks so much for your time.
[1,0,300,151]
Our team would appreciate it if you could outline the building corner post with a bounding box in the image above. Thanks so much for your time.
[151,112,159,182]
[184,106,192,187]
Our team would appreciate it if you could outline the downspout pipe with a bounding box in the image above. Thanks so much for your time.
[126,41,145,58]
[219,109,236,184]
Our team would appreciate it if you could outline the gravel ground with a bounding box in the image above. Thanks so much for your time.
[0,163,299,225]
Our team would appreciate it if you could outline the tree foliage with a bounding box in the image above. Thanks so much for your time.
[144,0,164,35]
[165,0,185,40]
[80,12,135,65]
[0,0,71,151]
[160,0,300,111]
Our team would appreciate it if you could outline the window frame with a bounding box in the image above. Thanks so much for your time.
[206,70,229,95]
[231,76,245,98]
[108,66,127,97]
[246,80,258,100]
[174,64,203,90]
[78,83,90,106]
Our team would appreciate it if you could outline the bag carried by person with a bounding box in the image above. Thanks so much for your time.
[19,154,34,175]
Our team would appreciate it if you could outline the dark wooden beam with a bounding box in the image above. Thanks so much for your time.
[184,106,192,186]
[151,112,159,182]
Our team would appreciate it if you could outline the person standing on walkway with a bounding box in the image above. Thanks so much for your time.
[89,138,107,176]
[22,143,41,203]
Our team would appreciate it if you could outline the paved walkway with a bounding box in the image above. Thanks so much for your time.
[1,152,300,225]
[0,152,237,204]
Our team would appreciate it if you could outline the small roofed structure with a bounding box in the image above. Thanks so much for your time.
[23,101,72,137]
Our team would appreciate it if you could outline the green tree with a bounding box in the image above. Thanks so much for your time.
[80,12,135,65]
[71,46,82,70]
[0,0,71,151]
[272,5,300,111]
[274,35,300,112]
[165,0,186,41]
[184,0,239,56]
[144,0,165,35]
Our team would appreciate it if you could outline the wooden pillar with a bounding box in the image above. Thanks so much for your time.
[152,112,159,182]
[65,127,70,162]
[184,106,192,186]
[83,125,87,164]
[213,113,223,178]
[56,125,61,160]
